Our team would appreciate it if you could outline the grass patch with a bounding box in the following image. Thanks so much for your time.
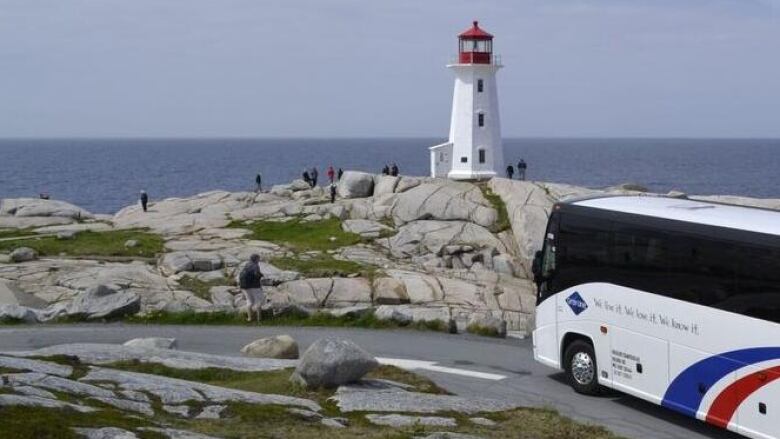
[177,275,233,300]
[271,254,367,278]
[0,228,37,240]
[0,316,25,325]
[0,229,164,258]
[126,309,449,334]
[231,217,362,252]
[0,406,152,439]
[478,184,511,233]
[364,365,450,395]
[466,323,503,338]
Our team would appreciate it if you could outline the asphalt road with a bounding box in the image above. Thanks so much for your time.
[0,324,736,439]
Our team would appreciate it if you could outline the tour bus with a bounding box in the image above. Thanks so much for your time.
[531,195,780,439]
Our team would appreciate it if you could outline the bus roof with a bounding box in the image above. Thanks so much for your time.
[570,195,780,237]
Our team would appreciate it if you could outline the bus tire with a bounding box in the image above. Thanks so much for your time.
[564,340,602,395]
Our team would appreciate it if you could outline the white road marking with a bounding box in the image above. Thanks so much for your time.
[377,357,506,381]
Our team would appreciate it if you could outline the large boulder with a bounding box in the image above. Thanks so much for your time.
[337,172,375,199]
[66,285,141,320]
[0,198,93,220]
[241,335,299,359]
[0,304,39,323]
[290,338,378,388]
[374,175,400,196]
[382,220,504,258]
[391,182,497,228]
[10,247,37,263]
[123,338,178,350]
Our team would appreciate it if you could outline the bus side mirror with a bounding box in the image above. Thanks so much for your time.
[532,250,543,284]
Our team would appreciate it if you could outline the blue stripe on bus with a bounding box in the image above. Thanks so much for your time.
[661,347,780,418]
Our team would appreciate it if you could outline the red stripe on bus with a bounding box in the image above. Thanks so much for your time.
[706,365,780,428]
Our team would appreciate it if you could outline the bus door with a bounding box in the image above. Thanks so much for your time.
[533,212,560,368]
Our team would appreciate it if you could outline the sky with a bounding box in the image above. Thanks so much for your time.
[1,0,778,138]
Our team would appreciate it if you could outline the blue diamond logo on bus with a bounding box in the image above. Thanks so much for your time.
[566,292,588,315]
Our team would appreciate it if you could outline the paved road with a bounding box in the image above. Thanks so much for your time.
[0,324,735,439]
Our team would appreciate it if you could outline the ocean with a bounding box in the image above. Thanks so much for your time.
[1,138,778,214]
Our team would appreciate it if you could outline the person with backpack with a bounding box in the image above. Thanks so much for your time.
[238,254,265,323]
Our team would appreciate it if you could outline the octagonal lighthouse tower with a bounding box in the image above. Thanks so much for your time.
[430,21,505,180]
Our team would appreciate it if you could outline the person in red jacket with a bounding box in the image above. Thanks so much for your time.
[327,165,335,183]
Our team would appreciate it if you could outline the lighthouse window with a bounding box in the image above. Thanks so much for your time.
[477,79,484,93]
[478,113,485,127]
[460,156,468,163]
[478,149,486,164]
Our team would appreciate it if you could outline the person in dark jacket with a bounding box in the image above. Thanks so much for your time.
[238,254,265,323]
[302,169,311,186]
[337,168,344,180]
[517,159,527,181]
[310,167,319,187]
[390,163,399,177]
[140,190,149,212]
[506,165,514,180]
[381,164,390,175]
[255,173,262,192]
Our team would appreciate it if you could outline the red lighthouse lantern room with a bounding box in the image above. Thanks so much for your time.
[458,21,493,64]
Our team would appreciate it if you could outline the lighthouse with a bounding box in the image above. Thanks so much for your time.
[430,21,505,180]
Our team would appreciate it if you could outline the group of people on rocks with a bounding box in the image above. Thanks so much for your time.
[381,163,400,177]
[506,159,528,181]
[301,166,343,189]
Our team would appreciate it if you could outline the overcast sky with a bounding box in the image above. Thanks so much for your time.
[1,0,778,138]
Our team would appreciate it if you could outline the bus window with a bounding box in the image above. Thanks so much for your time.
[732,242,780,323]
[555,213,611,292]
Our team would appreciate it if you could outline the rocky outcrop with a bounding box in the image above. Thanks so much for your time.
[341,219,393,238]
[124,338,178,350]
[337,171,375,199]
[0,198,93,220]
[65,285,141,320]
[391,182,497,228]
[241,335,299,359]
[290,338,379,388]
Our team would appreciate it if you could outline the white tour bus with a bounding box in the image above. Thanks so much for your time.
[532,195,780,439]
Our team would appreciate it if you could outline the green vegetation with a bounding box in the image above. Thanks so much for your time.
[230,217,362,252]
[271,254,368,278]
[177,275,233,300]
[0,228,36,240]
[127,309,450,333]
[466,323,503,338]
[478,184,511,233]
[0,229,164,258]
[0,406,153,439]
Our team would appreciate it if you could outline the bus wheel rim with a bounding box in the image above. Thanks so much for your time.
[571,352,595,385]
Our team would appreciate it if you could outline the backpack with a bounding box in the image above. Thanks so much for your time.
[239,264,262,289]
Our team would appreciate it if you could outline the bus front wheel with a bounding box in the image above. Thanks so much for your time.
[564,340,602,395]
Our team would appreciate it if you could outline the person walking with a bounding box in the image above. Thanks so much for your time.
[390,163,399,177]
[238,254,265,323]
[255,173,262,192]
[517,159,527,181]
[310,167,319,187]
[327,166,335,183]
[329,182,337,203]
[140,190,149,212]
[506,164,514,180]
[337,168,344,180]
[302,169,311,186]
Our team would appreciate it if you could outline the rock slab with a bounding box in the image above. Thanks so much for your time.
[241,335,299,360]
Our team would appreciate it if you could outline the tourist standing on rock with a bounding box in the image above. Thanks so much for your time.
[381,164,390,175]
[329,182,337,203]
[327,165,335,183]
[302,169,311,186]
[239,254,265,323]
[517,159,527,181]
[506,165,514,180]
[255,173,262,192]
[390,163,399,177]
[140,190,149,212]
[337,168,344,180]
[310,167,319,187]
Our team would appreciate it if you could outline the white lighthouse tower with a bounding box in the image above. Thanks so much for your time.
[430,21,504,180]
